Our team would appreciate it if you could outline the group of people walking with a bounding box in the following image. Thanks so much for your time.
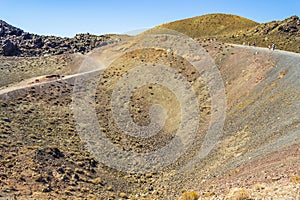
[243,41,256,46]
[243,41,276,51]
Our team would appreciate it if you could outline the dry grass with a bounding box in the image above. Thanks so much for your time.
[179,191,199,200]
[290,176,300,184]
[156,14,300,53]
[157,14,258,39]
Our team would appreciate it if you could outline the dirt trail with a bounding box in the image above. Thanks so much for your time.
[0,69,102,102]
[1,44,299,100]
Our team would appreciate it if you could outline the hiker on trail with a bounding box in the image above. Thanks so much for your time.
[243,42,246,46]
[271,44,276,51]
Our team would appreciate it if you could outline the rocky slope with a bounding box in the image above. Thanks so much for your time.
[0,20,119,56]
[0,37,299,199]
[158,14,300,53]
[226,15,300,53]
[0,15,299,199]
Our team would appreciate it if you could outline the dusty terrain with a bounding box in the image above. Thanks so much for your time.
[0,35,299,199]
[0,14,299,199]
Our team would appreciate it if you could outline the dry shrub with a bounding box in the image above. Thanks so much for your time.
[227,188,251,200]
[180,191,199,200]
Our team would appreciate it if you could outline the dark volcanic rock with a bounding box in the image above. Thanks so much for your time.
[22,32,32,40]
[34,37,44,48]
[0,20,120,57]
[2,40,19,56]
[278,16,300,33]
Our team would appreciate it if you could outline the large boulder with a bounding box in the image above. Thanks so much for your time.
[2,40,19,56]
[22,32,32,40]
[33,37,44,48]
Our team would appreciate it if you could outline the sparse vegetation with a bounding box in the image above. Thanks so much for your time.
[157,14,258,39]
[157,14,300,53]
[0,13,299,199]
[227,188,250,200]
[179,191,199,200]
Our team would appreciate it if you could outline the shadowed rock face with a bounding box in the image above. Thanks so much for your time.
[0,39,299,199]
[2,40,19,56]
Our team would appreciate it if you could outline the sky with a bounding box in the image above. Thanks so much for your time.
[1,0,299,37]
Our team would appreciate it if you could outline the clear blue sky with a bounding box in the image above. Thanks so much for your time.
[1,0,299,37]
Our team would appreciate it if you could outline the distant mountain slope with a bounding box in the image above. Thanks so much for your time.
[225,15,300,53]
[157,14,259,38]
[157,14,300,53]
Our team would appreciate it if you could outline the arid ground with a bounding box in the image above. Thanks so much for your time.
[0,14,299,200]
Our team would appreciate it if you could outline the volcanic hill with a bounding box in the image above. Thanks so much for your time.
[158,13,300,53]
[0,14,299,199]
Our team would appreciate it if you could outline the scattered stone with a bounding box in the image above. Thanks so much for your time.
[253,183,266,191]
[42,184,52,193]
[119,192,128,198]
[35,147,65,159]
[91,177,102,185]
[106,185,113,191]
[272,176,281,182]
[2,117,11,122]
